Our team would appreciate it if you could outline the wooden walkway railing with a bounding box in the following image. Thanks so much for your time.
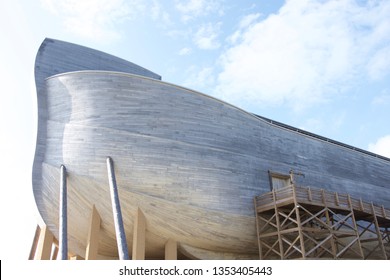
[255,185,390,226]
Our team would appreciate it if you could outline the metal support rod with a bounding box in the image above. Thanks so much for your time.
[59,164,68,260]
[106,157,130,260]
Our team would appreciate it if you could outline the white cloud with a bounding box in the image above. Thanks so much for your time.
[238,13,261,29]
[175,0,223,22]
[214,0,390,110]
[183,66,215,90]
[41,0,144,42]
[372,89,390,105]
[227,13,261,45]
[151,0,172,26]
[194,22,222,50]
[179,47,192,56]
[369,135,390,158]
[367,46,390,80]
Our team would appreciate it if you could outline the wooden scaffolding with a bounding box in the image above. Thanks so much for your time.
[254,185,390,259]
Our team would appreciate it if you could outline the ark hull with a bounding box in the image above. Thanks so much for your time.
[33,39,390,259]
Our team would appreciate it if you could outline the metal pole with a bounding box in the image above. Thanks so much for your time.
[59,164,68,260]
[106,157,129,260]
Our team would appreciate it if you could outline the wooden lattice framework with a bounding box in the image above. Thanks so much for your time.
[254,185,390,259]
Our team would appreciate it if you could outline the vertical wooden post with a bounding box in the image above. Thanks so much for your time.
[381,205,387,219]
[321,189,326,205]
[370,203,387,259]
[106,157,129,260]
[292,186,306,259]
[35,225,54,260]
[59,165,68,260]
[85,205,101,260]
[335,192,340,206]
[307,187,312,202]
[165,239,177,260]
[29,225,41,260]
[359,199,364,212]
[132,208,146,260]
[347,195,364,259]
[272,189,284,259]
[51,245,59,260]
[323,193,337,259]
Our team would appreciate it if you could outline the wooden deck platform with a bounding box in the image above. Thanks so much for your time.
[254,185,390,259]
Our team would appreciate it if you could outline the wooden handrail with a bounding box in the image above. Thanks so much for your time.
[255,184,390,222]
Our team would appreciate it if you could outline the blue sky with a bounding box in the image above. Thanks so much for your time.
[0,0,390,260]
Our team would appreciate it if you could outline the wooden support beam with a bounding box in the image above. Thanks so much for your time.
[106,157,130,260]
[292,187,305,259]
[323,203,337,258]
[35,225,54,260]
[273,190,284,259]
[307,187,312,202]
[359,199,365,212]
[321,189,326,205]
[85,205,101,260]
[59,164,68,260]
[347,195,364,259]
[29,225,41,260]
[165,239,177,260]
[70,255,84,260]
[335,192,340,206]
[370,203,387,259]
[51,245,59,260]
[132,208,146,260]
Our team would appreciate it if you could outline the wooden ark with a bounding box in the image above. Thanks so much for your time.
[31,38,390,260]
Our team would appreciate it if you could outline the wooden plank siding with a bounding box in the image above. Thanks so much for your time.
[33,39,390,259]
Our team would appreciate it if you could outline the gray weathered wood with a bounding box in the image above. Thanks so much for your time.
[32,38,390,259]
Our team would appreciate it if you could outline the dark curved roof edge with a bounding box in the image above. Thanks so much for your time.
[35,38,161,90]
[255,114,390,162]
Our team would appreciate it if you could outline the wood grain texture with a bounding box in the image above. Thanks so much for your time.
[33,39,390,259]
